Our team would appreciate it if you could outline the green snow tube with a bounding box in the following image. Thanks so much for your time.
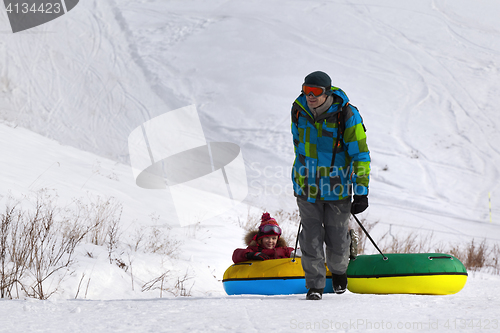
[346,253,468,295]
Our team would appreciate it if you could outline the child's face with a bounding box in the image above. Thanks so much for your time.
[261,236,278,249]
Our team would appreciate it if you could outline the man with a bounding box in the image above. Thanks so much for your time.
[291,71,370,300]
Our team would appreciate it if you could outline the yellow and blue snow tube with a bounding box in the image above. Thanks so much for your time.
[347,253,468,295]
[223,258,334,295]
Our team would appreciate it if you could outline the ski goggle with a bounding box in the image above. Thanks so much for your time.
[302,84,327,97]
[258,224,282,236]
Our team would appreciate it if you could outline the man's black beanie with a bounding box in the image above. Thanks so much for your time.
[304,71,332,95]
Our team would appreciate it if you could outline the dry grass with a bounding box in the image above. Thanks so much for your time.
[142,269,193,297]
[250,212,500,275]
[349,217,378,255]
[449,239,493,273]
[0,189,194,300]
[3,193,499,301]
[1,189,91,299]
[360,222,500,274]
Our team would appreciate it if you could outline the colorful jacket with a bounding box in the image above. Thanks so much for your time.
[291,87,370,202]
[232,231,294,264]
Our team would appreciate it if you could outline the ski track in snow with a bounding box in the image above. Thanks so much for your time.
[340,1,500,224]
[1,0,179,162]
[111,0,500,222]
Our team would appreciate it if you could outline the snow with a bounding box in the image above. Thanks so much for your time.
[2,273,500,332]
[1,0,500,332]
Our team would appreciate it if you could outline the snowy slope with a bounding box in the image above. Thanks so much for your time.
[115,0,500,243]
[2,0,500,232]
[1,0,500,331]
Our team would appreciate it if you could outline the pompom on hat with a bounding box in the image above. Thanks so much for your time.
[260,212,278,226]
[254,212,282,241]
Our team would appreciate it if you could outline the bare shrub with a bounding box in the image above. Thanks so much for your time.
[114,258,128,271]
[73,195,123,246]
[240,208,261,231]
[23,191,90,300]
[129,220,145,252]
[142,271,170,297]
[106,217,122,264]
[144,227,178,256]
[449,239,489,272]
[1,190,125,299]
[378,230,435,254]
[352,219,499,275]
[0,205,30,299]
[174,270,194,297]
[360,231,499,274]
[380,232,417,254]
[0,190,92,299]
[74,272,92,299]
[71,195,123,263]
[489,244,500,275]
[466,239,488,270]
[349,217,379,255]
[141,269,193,297]
[129,216,181,257]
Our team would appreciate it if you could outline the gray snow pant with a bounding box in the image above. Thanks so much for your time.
[297,197,351,290]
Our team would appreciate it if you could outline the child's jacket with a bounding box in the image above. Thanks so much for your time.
[232,230,294,263]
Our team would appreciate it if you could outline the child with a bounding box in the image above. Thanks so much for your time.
[232,212,295,263]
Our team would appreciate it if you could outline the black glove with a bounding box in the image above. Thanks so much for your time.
[246,252,270,261]
[351,195,368,215]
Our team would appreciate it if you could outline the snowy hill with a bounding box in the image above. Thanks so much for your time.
[1,0,500,331]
